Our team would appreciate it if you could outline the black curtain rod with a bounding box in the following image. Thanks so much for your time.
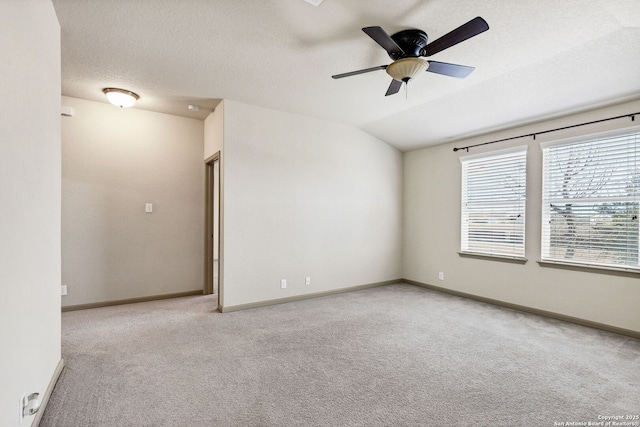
[452,111,640,153]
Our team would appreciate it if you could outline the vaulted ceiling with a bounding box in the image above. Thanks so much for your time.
[52,0,640,151]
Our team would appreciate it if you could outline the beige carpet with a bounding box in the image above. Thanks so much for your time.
[40,283,640,426]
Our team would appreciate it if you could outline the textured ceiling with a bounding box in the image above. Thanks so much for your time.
[52,0,640,151]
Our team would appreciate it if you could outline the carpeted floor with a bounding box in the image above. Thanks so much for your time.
[40,283,640,427]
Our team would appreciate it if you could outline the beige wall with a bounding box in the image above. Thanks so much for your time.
[0,1,61,426]
[403,99,640,333]
[61,97,205,306]
[219,100,403,308]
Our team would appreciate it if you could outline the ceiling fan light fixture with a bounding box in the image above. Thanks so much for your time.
[386,58,429,82]
[102,88,139,108]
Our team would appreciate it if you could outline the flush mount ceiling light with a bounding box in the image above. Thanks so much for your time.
[385,57,429,83]
[102,88,139,108]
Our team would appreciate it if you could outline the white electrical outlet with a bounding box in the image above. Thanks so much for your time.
[305,276,311,285]
[61,285,67,296]
[280,279,287,289]
[438,272,444,281]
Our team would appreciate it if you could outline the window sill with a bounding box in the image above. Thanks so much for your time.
[537,260,640,276]
[458,251,527,264]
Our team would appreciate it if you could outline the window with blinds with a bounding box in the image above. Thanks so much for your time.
[460,146,527,258]
[541,128,639,270]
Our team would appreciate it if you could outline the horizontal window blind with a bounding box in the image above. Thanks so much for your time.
[541,128,639,270]
[460,147,527,257]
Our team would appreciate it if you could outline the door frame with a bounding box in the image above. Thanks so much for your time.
[204,152,222,310]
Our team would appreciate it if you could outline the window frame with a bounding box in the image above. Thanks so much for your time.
[459,145,528,260]
[540,126,640,272]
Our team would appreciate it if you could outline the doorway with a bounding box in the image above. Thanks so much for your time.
[204,153,221,310]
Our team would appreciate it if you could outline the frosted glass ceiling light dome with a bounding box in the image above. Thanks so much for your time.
[386,58,429,82]
[102,88,139,108]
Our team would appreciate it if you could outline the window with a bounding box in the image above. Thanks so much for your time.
[541,128,639,271]
[460,146,527,258]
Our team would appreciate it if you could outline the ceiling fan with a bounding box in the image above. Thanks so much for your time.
[332,17,489,96]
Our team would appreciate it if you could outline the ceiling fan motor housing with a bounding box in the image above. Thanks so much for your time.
[389,29,429,59]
